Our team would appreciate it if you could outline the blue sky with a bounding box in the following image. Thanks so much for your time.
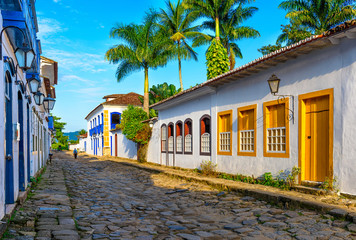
[36,0,289,132]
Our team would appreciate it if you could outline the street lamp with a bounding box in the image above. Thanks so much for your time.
[33,92,44,106]
[14,46,35,71]
[43,94,56,111]
[26,73,41,94]
[267,74,280,95]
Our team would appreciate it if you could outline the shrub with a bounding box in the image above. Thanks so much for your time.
[200,160,218,177]
[120,105,150,144]
[206,39,229,80]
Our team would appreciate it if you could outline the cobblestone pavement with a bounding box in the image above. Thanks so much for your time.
[3,152,356,240]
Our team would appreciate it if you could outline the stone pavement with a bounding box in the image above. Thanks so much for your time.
[3,151,356,239]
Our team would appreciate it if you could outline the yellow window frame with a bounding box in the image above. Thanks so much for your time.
[217,110,233,156]
[263,98,290,158]
[238,104,257,156]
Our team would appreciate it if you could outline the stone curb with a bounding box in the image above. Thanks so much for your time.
[0,165,47,238]
[110,159,356,224]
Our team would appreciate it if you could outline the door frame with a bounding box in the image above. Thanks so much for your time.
[298,88,334,183]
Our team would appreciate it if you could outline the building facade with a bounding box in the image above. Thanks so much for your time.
[148,21,356,196]
[0,1,58,220]
[85,92,141,159]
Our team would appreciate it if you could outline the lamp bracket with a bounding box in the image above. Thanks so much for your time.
[274,94,295,124]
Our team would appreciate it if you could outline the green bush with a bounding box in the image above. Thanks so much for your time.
[206,39,229,80]
[200,160,218,177]
[120,105,151,144]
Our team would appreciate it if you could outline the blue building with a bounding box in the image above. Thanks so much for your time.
[0,0,58,220]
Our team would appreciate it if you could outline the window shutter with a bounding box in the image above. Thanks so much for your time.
[201,119,206,135]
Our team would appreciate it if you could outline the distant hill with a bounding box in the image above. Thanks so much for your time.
[63,131,80,141]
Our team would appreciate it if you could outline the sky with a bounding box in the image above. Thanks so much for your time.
[36,0,289,132]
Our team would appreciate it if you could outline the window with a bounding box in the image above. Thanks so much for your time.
[168,123,174,153]
[184,119,192,154]
[238,105,257,156]
[176,121,183,154]
[200,115,211,155]
[161,124,167,153]
[263,98,289,158]
[111,112,121,129]
[218,110,232,155]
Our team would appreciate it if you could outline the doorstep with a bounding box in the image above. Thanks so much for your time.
[5,204,16,218]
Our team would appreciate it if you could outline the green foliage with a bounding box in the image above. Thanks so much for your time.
[51,115,69,150]
[258,43,282,56]
[120,105,151,144]
[320,176,340,192]
[149,82,181,105]
[206,39,229,79]
[279,0,356,35]
[200,160,218,176]
[218,166,301,190]
[277,23,312,45]
[78,129,87,135]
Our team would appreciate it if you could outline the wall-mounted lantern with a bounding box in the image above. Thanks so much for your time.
[14,46,35,71]
[34,92,44,106]
[43,94,56,112]
[27,73,41,94]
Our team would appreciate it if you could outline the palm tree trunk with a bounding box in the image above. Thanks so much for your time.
[178,41,183,90]
[144,67,149,115]
[229,51,235,70]
[215,16,220,40]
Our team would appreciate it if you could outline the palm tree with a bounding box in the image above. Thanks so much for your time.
[105,11,173,114]
[279,0,356,34]
[193,3,260,69]
[183,0,252,40]
[159,0,207,90]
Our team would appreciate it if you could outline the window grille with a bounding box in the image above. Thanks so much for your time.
[185,134,192,152]
[168,136,174,152]
[201,133,210,153]
[161,126,167,152]
[240,130,254,152]
[176,135,183,152]
[219,132,230,152]
[267,127,286,153]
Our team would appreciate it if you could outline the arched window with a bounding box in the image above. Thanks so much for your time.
[168,123,174,153]
[176,121,183,154]
[98,115,100,125]
[110,112,121,129]
[200,115,211,155]
[184,119,192,154]
[161,124,167,153]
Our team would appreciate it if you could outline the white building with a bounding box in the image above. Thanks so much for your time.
[84,92,141,158]
[148,21,356,196]
[0,1,58,220]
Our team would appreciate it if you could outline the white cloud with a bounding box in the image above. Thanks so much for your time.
[44,49,113,74]
[37,17,67,43]
[60,75,95,85]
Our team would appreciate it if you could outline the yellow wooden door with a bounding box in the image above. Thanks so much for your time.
[304,95,329,182]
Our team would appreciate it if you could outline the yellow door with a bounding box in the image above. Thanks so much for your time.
[304,95,329,182]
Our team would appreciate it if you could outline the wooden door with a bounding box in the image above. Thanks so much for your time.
[115,134,118,157]
[303,95,329,182]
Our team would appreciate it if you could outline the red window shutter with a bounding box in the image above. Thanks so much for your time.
[184,123,189,136]
[176,124,181,136]
[201,119,206,135]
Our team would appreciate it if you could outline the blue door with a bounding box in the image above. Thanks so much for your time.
[27,104,31,182]
[5,70,14,204]
[18,92,25,191]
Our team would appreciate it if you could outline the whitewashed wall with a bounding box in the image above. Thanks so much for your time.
[110,130,137,159]
[148,37,356,196]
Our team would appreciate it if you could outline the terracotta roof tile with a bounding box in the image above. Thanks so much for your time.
[104,92,143,106]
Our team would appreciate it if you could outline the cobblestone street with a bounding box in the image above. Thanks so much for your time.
[3,152,356,240]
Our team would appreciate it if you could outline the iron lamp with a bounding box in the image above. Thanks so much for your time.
[27,73,40,94]
[14,46,35,71]
[34,92,44,106]
[43,94,56,111]
[267,74,280,95]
